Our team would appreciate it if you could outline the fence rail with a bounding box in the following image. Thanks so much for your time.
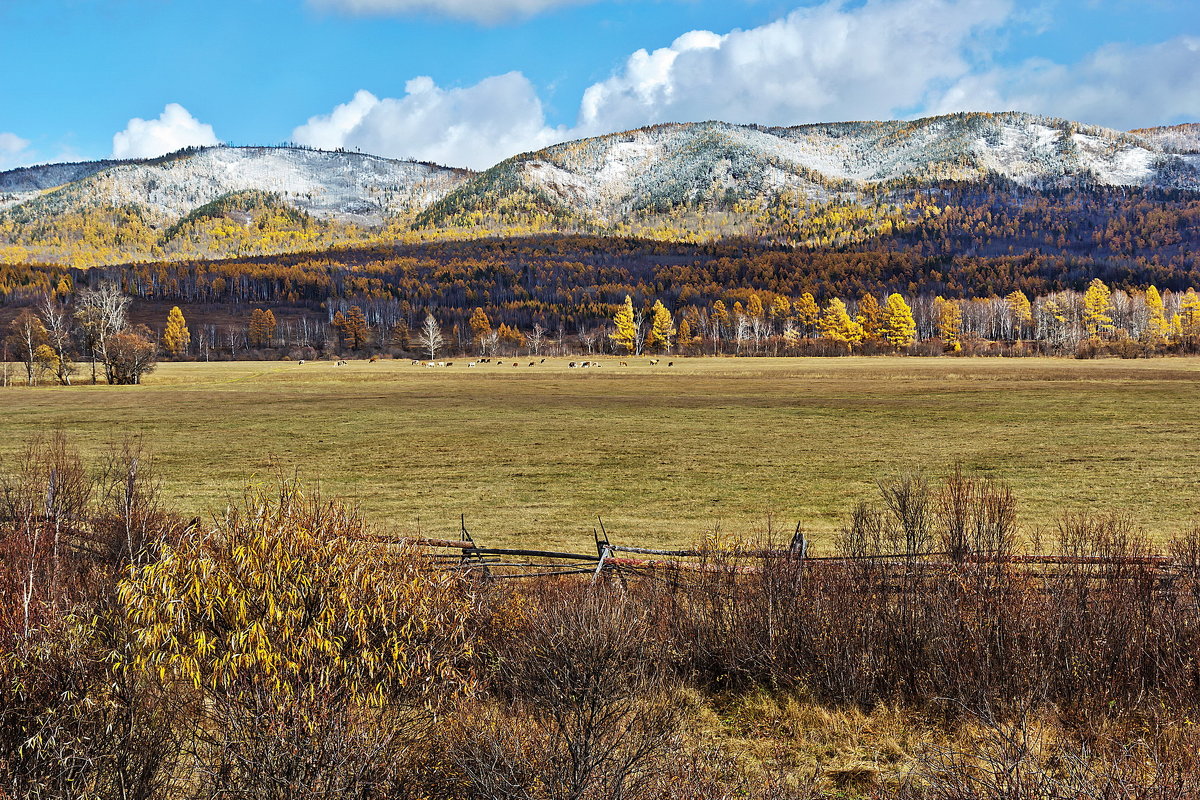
[358,519,1193,584]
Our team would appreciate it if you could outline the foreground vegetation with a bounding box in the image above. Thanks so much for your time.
[2,357,1199,548]
[4,435,1200,799]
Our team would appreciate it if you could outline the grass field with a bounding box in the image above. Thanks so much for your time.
[2,356,1199,550]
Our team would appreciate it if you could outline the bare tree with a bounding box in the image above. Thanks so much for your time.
[416,313,445,361]
[75,283,130,384]
[526,323,547,356]
[5,310,47,385]
[39,296,77,385]
[480,329,499,357]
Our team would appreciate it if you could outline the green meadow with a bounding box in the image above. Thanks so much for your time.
[2,356,1198,550]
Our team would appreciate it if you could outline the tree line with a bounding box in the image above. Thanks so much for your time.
[5,276,1200,381]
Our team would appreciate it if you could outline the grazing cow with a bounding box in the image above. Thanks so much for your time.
[620,361,628,366]
[649,359,659,365]
[445,362,453,367]
[569,361,577,368]
[528,362,535,367]
[513,362,519,367]
[298,360,305,365]
[468,362,476,367]
[540,358,546,363]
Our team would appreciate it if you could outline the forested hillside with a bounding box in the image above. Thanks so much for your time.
[2,112,1198,266]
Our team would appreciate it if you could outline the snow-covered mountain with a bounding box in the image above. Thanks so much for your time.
[2,112,1198,263]
[1131,123,1200,155]
[421,112,1200,226]
[0,146,472,221]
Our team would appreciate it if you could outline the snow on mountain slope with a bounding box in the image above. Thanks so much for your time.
[0,146,472,222]
[430,112,1199,226]
[4,113,1199,260]
[1131,124,1200,154]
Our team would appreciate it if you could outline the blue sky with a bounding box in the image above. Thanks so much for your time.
[0,0,1197,170]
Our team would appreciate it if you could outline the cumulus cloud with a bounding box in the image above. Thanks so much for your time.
[310,0,593,24]
[291,0,1200,170]
[291,74,568,169]
[112,103,220,160]
[931,36,1200,130]
[576,0,1014,134]
[0,132,32,170]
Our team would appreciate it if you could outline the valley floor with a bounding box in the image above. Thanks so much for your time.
[2,355,1198,549]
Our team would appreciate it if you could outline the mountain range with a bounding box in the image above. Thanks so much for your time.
[2,111,1198,265]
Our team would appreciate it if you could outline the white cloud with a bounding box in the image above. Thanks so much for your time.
[0,132,32,170]
[292,73,568,169]
[112,103,221,160]
[931,36,1200,130]
[310,0,593,24]
[291,0,1200,171]
[576,0,1014,134]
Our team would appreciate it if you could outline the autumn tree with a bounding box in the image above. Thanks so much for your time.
[390,319,411,350]
[935,296,963,353]
[498,323,525,351]
[793,292,820,337]
[248,308,277,348]
[105,325,158,385]
[1178,289,1200,349]
[746,293,764,322]
[768,295,791,330]
[856,293,883,341]
[333,305,370,351]
[644,300,676,353]
[119,485,475,798]
[162,306,190,357]
[1005,290,1033,340]
[1143,286,1169,347]
[1082,278,1114,340]
[880,293,917,349]
[818,298,864,346]
[610,295,637,354]
[468,307,492,350]
[416,313,444,360]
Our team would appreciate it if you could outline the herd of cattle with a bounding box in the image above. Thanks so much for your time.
[392,357,676,368]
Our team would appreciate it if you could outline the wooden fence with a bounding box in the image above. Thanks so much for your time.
[360,517,1189,584]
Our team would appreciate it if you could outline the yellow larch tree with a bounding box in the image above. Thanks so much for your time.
[248,308,277,348]
[468,307,492,348]
[746,293,764,323]
[644,299,676,353]
[1082,278,1114,339]
[856,293,883,341]
[163,306,190,357]
[818,298,864,346]
[1005,290,1033,339]
[935,296,962,352]
[880,293,917,348]
[610,295,637,354]
[1178,288,1200,348]
[1143,286,1169,347]
[793,293,819,336]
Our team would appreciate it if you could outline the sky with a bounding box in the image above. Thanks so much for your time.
[0,0,1197,171]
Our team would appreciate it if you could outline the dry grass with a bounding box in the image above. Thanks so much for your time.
[2,355,1199,549]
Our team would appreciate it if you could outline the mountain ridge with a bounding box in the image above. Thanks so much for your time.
[3,111,1198,265]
